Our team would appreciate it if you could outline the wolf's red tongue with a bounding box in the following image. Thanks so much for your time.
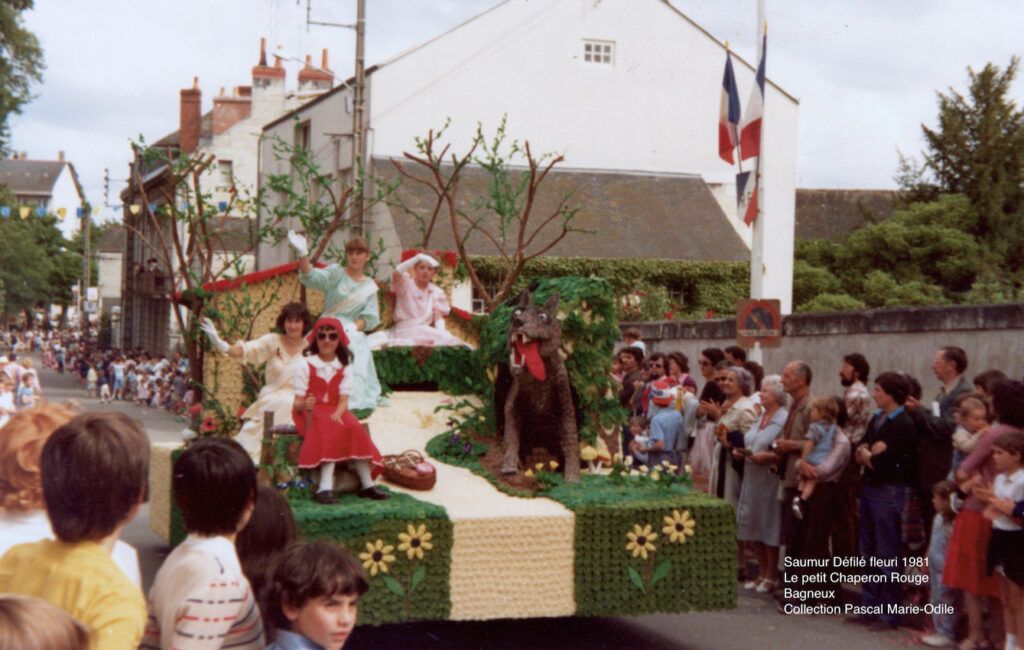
[514,339,546,381]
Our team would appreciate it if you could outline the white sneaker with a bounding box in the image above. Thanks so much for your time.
[920,633,952,647]
[743,579,759,589]
[755,579,776,593]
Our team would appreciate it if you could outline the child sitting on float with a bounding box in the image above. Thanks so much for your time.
[293,317,388,504]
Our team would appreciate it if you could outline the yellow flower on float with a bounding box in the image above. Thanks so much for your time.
[358,539,396,576]
[397,523,433,560]
[663,510,696,544]
[625,523,657,559]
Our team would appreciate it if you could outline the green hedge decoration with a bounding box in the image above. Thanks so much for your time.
[571,493,737,615]
[288,491,453,625]
[373,346,484,396]
[471,256,749,317]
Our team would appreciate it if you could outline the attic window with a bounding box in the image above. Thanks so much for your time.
[582,40,614,65]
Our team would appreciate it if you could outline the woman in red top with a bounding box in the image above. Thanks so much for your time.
[293,317,387,504]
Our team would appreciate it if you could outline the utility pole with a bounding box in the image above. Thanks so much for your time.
[352,0,367,235]
[305,0,368,235]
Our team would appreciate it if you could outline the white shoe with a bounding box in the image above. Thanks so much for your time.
[755,579,776,593]
[920,633,952,647]
[743,579,759,589]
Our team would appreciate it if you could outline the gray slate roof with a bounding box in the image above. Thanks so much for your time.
[0,160,67,196]
[376,158,749,262]
[795,189,897,241]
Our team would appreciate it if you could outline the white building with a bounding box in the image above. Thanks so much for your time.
[120,41,335,354]
[0,152,87,240]
[258,0,798,312]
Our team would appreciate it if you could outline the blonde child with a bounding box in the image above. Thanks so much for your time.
[952,395,990,474]
[922,480,959,648]
[15,374,35,410]
[976,431,1024,650]
[792,396,838,520]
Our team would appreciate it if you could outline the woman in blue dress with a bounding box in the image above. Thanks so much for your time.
[289,231,383,413]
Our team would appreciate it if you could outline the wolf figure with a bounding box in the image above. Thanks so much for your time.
[499,290,580,483]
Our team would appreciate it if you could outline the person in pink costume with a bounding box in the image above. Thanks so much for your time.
[380,252,469,348]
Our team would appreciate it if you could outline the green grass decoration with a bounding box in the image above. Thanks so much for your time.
[373,346,484,396]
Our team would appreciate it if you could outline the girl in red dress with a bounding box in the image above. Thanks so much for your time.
[293,317,387,504]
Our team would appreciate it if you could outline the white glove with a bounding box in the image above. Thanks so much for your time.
[287,230,309,257]
[200,317,230,353]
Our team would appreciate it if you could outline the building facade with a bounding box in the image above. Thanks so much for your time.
[257,0,799,311]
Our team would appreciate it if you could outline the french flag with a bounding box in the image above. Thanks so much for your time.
[739,33,766,161]
[718,52,741,164]
[736,169,758,226]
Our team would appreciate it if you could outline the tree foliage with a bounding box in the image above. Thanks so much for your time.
[0,209,81,318]
[0,0,44,152]
[897,58,1024,285]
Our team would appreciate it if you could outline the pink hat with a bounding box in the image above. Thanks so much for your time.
[650,379,676,407]
[307,316,349,347]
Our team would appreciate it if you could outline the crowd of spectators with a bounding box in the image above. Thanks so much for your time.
[612,337,1024,649]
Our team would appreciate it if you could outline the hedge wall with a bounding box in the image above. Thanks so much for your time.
[470,256,749,317]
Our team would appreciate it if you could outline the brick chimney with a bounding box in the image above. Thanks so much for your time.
[57,150,65,162]
[179,77,202,154]
[213,85,252,136]
[298,49,333,94]
[252,37,285,90]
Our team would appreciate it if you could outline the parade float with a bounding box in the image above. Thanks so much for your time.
[149,254,737,624]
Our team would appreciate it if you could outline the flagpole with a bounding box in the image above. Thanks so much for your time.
[748,6,767,365]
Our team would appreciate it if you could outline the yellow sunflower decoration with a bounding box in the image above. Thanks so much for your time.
[625,523,657,559]
[662,509,696,544]
[359,539,396,576]
[397,523,434,561]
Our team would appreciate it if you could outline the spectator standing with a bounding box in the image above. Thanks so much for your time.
[706,366,757,508]
[835,352,871,557]
[142,437,264,649]
[853,372,917,631]
[0,412,150,649]
[921,481,959,648]
[736,375,788,593]
[945,380,1024,649]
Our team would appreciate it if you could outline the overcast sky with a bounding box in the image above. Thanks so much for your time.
[11,0,1024,226]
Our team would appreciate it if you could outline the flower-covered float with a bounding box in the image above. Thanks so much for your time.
[149,268,737,624]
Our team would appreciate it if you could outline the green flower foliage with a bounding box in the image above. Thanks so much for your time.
[470,256,749,318]
[373,346,485,396]
[288,493,453,625]
[476,275,625,445]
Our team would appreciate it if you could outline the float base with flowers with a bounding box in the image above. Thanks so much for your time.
[149,275,736,624]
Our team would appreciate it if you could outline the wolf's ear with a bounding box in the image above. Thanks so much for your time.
[543,292,560,315]
[516,291,532,308]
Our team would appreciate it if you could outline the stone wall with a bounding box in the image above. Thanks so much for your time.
[622,303,1024,392]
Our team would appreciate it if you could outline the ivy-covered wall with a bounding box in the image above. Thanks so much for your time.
[470,256,749,318]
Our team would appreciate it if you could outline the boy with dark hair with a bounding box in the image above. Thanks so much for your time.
[0,411,150,649]
[265,541,368,650]
[142,437,263,649]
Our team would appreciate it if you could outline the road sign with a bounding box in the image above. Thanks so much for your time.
[736,299,782,348]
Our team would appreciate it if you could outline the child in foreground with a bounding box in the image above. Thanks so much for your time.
[264,541,368,650]
[921,480,959,648]
[0,411,150,649]
[976,431,1024,650]
[142,436,263,649]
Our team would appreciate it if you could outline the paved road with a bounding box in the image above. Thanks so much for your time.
[35,358,916,649]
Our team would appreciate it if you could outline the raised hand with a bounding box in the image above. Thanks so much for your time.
[199,317,229,353]
[287,230,309,257]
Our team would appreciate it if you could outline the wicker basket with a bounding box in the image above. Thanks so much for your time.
[382,449,437,491]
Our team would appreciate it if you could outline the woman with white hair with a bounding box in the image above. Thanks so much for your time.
[735,374,789,593]
[705,366,757,509]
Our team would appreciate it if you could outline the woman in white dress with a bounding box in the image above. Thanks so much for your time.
[201,303,311,460]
